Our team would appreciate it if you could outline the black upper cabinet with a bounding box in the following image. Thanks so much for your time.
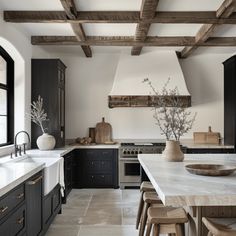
[31,59,66,148]
[223,55,236,148]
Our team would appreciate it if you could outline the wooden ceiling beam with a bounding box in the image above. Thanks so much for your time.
[59,0,92,57]
[180,0,236,58]
[31,35,236,47]
[131,0,159,55]
[4,11,236,24]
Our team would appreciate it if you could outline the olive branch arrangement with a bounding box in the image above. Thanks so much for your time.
[28,95,48,134]
[143,78,197,141]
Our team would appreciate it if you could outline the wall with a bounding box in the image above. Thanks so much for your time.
[0,13,48,155]
[56,51,233,141]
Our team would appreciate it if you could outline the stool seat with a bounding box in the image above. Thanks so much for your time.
[143,192,162,204]
[140,181,155,192]
[148,207,188,224]
[145,206,188,236]
[202,217,236,236]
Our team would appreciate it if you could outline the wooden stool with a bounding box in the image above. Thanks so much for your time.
[139,192,163,236]
[145,206,188,236]
[202,217,236,236]
[136,181,156,229]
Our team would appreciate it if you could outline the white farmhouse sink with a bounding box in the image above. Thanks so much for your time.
[19,157,61,196]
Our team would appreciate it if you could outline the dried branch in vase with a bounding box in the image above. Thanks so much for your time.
[143,78,196,141]
[28,95,48,134]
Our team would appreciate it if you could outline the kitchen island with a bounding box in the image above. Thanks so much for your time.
[138,153,236,236]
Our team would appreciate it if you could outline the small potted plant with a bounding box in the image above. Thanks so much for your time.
[29,95,56,150]
[143,78,196,161]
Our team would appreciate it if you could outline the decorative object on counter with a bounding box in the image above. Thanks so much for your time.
[95,117,113,144]
[89,127,96,143]
[194,126,221,144]
[28,95,56,150]
[75,137,92,145]
[185,164,236,176]
[143,78,197,162]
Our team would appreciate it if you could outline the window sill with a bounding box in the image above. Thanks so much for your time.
[0,145,14,157]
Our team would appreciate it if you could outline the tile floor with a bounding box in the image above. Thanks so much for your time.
[46,189,140,236]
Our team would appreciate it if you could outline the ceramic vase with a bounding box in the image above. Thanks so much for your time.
[162,140,184,162]
[37,133,56,150]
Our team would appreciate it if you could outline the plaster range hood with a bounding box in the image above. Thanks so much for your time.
[108,51,191,108]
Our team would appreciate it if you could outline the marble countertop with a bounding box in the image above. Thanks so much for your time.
[0,161,44,198]
[139,153,236,207]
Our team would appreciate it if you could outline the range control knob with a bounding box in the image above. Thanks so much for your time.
[123,150,127,154]
[139,150,143,154]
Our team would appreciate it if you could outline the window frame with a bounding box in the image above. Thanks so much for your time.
[0,46,14,147]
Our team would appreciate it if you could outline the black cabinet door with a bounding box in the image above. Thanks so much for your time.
[25,172,43,236]
[31,59,66,148]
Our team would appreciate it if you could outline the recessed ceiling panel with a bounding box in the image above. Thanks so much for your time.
[0,0,63,10]
[157,0,224,11]
[83,23,137,36]
[212,25,236,37]
[17,23,74,36]
[148,24,202,36]
[76,0,142,11]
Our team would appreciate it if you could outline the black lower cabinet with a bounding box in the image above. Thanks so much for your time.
[26,172,43,236]
[75,149,119,188]
[42,184,61,235]
[187,148,234,153]
[0,204,26,236]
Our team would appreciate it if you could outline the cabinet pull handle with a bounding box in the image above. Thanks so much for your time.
[91,176,94,178]
[102,175,105,178]
[17,217,24,224]
[27,175,43,185]
[0,206,8,213]
[16,193,24,199]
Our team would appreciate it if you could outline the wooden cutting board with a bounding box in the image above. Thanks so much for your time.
[95,117,112,144]
[193,126,220,144]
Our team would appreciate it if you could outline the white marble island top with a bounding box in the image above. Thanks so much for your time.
[0,161,45,198]
[139,154,236,207]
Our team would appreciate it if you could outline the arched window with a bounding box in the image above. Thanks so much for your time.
[0,46,14,146]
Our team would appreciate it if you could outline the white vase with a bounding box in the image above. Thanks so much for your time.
[162,140,184,162]
[37,133,56,150]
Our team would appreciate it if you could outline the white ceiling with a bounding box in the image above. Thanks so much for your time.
[1,0,236,55]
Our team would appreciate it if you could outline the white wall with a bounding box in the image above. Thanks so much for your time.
[0,13,49,155]
[56,51,233,141]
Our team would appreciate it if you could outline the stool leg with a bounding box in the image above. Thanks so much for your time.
[207,233,213,236]
[175,224,183,236]
[136,191,144,229]
[139,202,150,236]
[152,224,160,236]
[145,220,153,236]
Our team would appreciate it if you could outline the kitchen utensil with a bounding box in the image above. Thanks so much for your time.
[193,126,220,144]
[95,117,112,144]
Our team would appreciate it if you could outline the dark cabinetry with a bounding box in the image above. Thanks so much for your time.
[42,184,61,234]
[26,172,43,236]
[63,151,74,203]
[31,59,66,148]
[76,149,118,188]
[223,55,236,149]
[0,184,26,236]
[186,148,234,154]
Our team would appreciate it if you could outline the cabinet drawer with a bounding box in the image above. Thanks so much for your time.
[0,204,26,236]
[87,174,113,187]
[99,150,114,158]
[0,185,24,221]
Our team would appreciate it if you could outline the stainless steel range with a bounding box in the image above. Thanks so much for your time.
[119,142,165,189]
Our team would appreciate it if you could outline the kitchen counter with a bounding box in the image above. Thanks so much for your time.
[139,153,236,236]
[139,153,236,206]
[0,161,44,198]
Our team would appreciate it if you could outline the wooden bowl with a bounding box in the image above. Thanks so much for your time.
[185,164,236,176]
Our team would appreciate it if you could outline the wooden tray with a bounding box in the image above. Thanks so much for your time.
[185,164,236,176]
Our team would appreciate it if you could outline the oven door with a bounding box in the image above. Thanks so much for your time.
[119,159,141,183]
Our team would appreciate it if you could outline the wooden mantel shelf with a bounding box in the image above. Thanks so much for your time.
[108,95,191,108]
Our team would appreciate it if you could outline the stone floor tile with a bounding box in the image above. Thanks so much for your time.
[45,225,80,236]
[78,225,138,236]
